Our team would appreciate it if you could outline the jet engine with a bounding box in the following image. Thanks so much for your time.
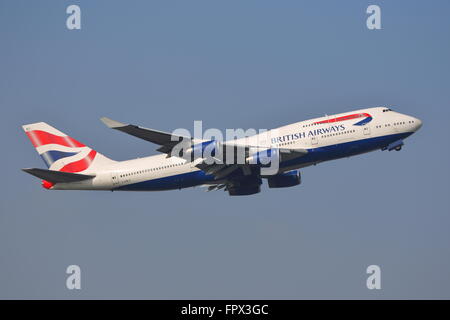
[184,140,219,160]
[227,175,262,196]
[267,170,301,188]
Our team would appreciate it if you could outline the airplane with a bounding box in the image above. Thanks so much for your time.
[21,106,422,196]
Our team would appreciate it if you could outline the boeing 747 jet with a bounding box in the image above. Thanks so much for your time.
[22,107,422,195]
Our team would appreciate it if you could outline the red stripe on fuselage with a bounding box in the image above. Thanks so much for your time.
[25,130,85,148]
[314,113,371,124]
[60,150,97,173]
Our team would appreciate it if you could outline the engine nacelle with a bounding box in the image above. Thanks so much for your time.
[184,140,218,160]
[267,170,301,188]
[228,184,261,196]
[245,148,279,166]
[227,175,262,196]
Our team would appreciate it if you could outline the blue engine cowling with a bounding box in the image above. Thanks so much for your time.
[246,148,279,166]
[228,184,261,196]
[185,140,218,160]
[267,170,301,188]
[227,175,262,196]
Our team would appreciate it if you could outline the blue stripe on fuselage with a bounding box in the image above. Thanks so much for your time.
[116,132,413,191]
[116,170,215,191]
[353,117,373,126]
[280,131,413,169]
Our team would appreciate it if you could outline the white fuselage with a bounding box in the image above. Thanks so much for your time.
[52,107,422,191]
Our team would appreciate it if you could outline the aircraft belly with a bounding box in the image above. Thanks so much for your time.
[116,170,215,191]
[281,132,413,169]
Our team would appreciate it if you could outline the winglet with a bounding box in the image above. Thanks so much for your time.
[100,117,127,129]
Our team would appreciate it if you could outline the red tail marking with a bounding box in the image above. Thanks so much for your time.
[26,130,85,148]
[59,150,97,173]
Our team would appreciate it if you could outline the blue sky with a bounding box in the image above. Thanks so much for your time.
[1,0,449,298]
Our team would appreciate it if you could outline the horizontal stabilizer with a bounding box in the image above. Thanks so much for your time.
[22,168,95,183]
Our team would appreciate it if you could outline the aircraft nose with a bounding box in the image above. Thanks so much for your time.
[412,117,422,131]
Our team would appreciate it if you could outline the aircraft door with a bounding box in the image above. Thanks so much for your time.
[363,125,371,136]
[111,172,121,186]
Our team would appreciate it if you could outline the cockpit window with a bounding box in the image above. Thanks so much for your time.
[382,108,393,112]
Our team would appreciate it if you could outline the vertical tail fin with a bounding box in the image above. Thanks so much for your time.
[22,122,116,173]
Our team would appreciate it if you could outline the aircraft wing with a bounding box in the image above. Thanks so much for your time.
[276,147,309,162]
[100,117,193,154]
[101,117,308,180]
[195,146,308,180]
[196,146,308,194]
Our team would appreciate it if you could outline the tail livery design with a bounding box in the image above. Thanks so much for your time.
[22,122,115,189]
